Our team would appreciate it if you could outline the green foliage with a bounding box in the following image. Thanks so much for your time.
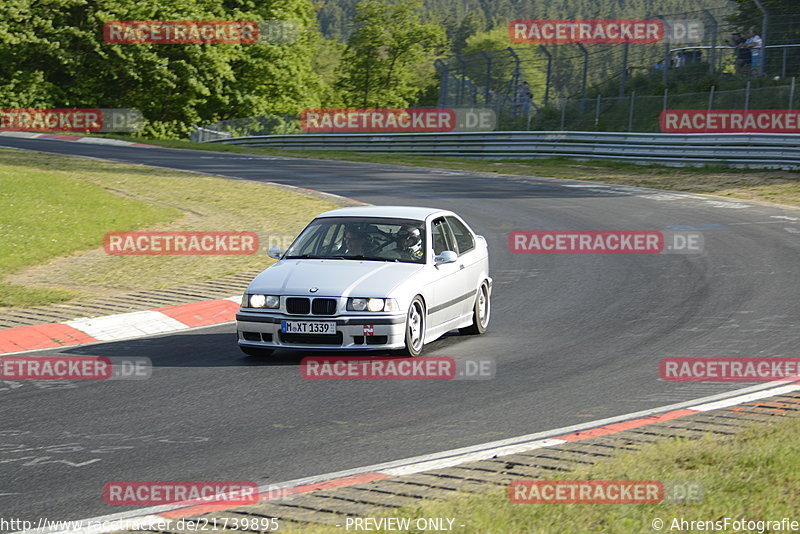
[0,0,324,138]
[727,0,800,77]
[336,0,447,108]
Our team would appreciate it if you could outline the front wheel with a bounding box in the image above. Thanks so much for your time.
[398,296,426,357]
[459,281,490,335]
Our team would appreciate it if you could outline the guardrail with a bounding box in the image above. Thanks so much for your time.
[207,131,800,169]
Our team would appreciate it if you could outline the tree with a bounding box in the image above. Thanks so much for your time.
[0,0,325,138]
[336,0,447,108]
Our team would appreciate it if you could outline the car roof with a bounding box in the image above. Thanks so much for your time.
[315,206,451,221]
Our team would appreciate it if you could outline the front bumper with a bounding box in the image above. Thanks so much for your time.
[236,310,407,351]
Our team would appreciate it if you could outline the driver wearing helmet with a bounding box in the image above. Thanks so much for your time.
[396,225,423,261]
[342,224,371,256]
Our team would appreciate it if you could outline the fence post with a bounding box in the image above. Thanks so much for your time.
[577,43,589,113]
[455,55,467,106]
[538,45,552,107]
[782,48,787,79]
[434,59,448,108]
[752,0,767,76]
[702,10,718,75]
[480,51,492,104]
[658,16,670,85]
[663,87,669,113]
[790,77,796,111]
[560,99,567,130]
[628,91,636,131]
[707,86,716,112]
[744,81,751,111]
[595,94,601,126]
[620,42,629,96]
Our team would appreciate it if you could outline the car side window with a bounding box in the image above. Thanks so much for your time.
[431,218,452,255]
[445,216,474,254]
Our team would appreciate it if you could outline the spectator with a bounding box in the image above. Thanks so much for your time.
[745,27,763,76]
[725,32,751,76]
[512,81,533,116]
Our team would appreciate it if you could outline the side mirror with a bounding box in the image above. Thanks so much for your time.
[434,250,458,265]
[267,246,284,259]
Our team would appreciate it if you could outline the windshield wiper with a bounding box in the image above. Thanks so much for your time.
[284,254,344,260]
[344,255,400,262]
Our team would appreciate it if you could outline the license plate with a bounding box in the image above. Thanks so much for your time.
[281,320,336,334]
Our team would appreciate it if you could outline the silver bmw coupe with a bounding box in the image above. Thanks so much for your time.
[236,206,491,357]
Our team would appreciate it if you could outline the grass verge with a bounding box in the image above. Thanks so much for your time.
[102,134,800,208]
[0,148,341,308]
[284,416,800,533]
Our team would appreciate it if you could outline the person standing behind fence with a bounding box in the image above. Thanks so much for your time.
[724,32,750,76]
[521,81,533,115]
[745,27,763,76]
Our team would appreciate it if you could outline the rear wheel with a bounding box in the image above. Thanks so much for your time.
[460,281,490,335]
[398,296,426,357]
[240,346,275,357]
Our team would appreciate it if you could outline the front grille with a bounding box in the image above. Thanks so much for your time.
[312,298,337,315]
[279,332,343,345]
[286,298,310,314]
[286,297,337,315]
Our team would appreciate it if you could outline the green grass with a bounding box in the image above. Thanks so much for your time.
[284,416,800,533]
[0,156,178,307]
[0,149,342,308]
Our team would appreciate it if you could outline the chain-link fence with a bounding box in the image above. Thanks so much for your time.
[533,79,798,132]
[436,4,800,132]
[193,4,800,138]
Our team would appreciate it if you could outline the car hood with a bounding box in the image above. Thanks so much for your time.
[248,259,424,297]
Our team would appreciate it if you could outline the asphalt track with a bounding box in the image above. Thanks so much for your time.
[1,137,799,524]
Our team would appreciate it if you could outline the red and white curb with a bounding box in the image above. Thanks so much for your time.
[23,380,800,534]
[0,131,156,147]
[0,297,241,354]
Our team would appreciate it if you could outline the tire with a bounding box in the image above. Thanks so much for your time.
[240,346,275,357]
[398,296,426,357]
[459,281,490,335]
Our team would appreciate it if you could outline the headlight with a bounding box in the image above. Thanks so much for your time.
[349,298,368,311]
[248,294,280,309]
[347,298,398,312]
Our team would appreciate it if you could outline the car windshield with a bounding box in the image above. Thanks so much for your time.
[284,217,426,264]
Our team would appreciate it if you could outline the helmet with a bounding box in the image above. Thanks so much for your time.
[398,226,422,248]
